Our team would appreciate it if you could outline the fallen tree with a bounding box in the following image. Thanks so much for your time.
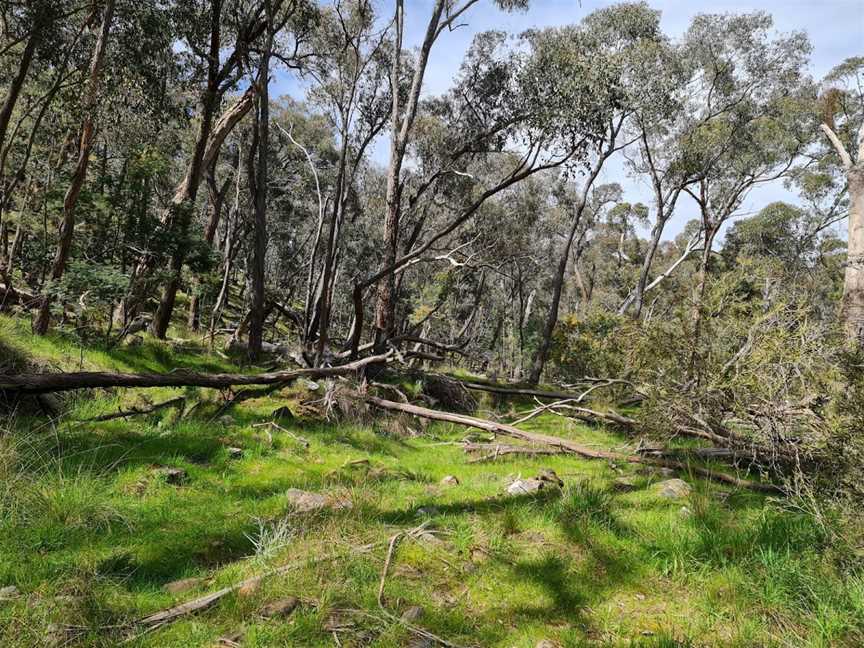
[364,395,784,494]
[0,353,390,395]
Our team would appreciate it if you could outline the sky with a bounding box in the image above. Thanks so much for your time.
[272,0,864,240]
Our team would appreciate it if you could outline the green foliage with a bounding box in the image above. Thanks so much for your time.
[549,310,631,380]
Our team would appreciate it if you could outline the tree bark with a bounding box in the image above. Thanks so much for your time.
[1,353,390,395]
[820,123,864,343]
[149,89,255,339]
[373,0,446,345]
[33,0,115,335]
[247,50,271,360]
[0,11,41,159]
[528,151,610,384]
[843,166,864,343]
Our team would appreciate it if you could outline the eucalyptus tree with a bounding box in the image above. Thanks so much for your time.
[617,37,691,318]
[297,0,391,364]
[818,57,864,344]
[348,15,608,359]
[0,0,90,297]
[672,13,813,369]
[526,1,666,384]
[367,0,530,349]
[33,0,116,334]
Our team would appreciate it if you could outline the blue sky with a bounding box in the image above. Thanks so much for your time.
[273,0,863,240]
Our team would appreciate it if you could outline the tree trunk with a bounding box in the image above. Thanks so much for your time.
[33,0,114,335]
[1,352,390,394]
[0,16,41,158]
[247,43,271,359]
[188,159,233,330]
[687,224,719,377]
[528,153,608,384]
[843,167,864,343]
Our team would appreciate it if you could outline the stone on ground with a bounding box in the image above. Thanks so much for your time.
[440,475,459,486]
[260,596,299,618]
[0,585,20,599]
[285,488,351,513]
[653,478,692,499]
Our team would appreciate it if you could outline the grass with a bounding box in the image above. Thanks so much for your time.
[1,316,862,647]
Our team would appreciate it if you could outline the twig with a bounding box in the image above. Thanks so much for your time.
[79,396,186,422]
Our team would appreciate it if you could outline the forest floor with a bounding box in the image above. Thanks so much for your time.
[1,315,862,647]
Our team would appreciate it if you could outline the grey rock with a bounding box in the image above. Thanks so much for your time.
[440,475,460,486]
[0,585,20,600]
[285,488,351,513]
[226,447,243,459]
[506,478,545,495]
[219,415,236,426]
[653,478,692,499]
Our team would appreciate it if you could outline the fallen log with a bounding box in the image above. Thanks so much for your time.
[463,442,563,463]
[0,353,390,395]
[364,396,784,494]
[457,380,594,402]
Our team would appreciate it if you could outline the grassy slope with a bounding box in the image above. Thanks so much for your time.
[0,315,862,647]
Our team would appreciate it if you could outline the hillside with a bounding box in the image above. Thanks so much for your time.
[1,317,861,648]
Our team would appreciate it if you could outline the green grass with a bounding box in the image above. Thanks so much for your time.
[1,317,862,647]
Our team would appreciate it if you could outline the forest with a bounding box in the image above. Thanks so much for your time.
[1,0,863,646]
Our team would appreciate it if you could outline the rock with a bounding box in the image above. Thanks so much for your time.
[415,530,444,547]
[440,475,460,486]
[401,605,424,622]
[157,467,188,485]
[506,478,545,495]
[653,478,692,499]
[163,577,204,594]
[284,488,351,513]
[613,476,640,492]
[219,415,236,426]
[679,505,692,517]
[226,447,243,459]
[416,506,440,517]
[285,488,330,512]
[0,585,20,600]
[507,470,564,496]
[303,379,320,391]
[260,596,299,618]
